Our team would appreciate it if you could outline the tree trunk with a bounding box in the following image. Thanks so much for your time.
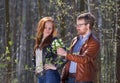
[116,0,120,83]
[5,0,12,83]
[0,0,6,82]
[5,0,11,82]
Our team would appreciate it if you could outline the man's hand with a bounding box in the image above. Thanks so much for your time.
[57,48,67,56]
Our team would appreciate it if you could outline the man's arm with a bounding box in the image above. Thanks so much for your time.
[57,40,100,64]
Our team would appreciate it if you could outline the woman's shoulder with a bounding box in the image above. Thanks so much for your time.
[52,37,58,40]
[52,37,59,42]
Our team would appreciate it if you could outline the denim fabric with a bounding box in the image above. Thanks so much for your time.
[45,70,60,83]
[38,75,44,83]
[67,77,76,83]
[67,77,93,83]
[38,70,60,83]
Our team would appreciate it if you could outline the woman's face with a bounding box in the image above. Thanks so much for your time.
[43,21,53,38]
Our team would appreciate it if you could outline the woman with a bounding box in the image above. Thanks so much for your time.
[34,17,65,83]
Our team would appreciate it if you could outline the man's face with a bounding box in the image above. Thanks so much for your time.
[76,19,89,35]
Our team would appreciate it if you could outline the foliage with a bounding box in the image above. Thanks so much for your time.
[0,0,119,83]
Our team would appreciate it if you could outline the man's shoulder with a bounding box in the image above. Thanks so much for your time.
[90,34,100,46]
[91,34,99,42]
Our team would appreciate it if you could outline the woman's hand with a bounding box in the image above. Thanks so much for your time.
[44,64,57,70]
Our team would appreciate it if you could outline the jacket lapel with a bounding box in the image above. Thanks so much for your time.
[79,34,93,55]
[69,37,78,50]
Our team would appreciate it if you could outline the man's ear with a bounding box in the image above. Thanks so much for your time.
[86,23,90,30]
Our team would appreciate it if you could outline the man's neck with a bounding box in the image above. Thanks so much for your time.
[82,30,91,38]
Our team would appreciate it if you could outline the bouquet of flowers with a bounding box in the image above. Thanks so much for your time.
[51,38,66,65]
[51,38,65,52]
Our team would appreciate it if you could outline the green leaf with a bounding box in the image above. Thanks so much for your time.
[15,59,18,64]
[6,56,11,61]
[25,65,29,70]
[0,64,7,68]
[6,46,10,54]
[9,40,13,46]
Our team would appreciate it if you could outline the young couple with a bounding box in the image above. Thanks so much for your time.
[33,13,100,83]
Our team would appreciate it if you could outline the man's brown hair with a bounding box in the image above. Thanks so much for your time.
[77,12,95,29]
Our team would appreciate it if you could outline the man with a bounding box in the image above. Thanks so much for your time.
[57,13,100,83]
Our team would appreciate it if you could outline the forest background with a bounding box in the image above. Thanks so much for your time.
[0,0,120,83]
